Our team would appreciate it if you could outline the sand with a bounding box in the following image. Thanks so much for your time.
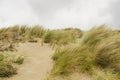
[7,42,54,80]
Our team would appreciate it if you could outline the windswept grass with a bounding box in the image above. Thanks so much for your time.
[64,28,83,38]
[29,25,45,38]
[95,35,120,71]
[50,25,120,79]
[0,25,45,51]
[42,28,83,47]
[0,25,120,80]
[91,69,120,80]
[0,53,24,77]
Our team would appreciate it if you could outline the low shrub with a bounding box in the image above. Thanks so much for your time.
[0,53,24,77]
[0,62,17,77]
[13,56,24,64]
[42,31,54,43]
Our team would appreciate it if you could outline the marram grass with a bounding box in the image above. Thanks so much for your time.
[50,25,120,80]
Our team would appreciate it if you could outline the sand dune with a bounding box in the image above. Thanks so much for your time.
[8,42,54,80]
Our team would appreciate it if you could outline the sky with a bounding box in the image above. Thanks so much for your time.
[0,0,120,30]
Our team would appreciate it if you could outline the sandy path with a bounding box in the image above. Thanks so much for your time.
[8,42,54,80]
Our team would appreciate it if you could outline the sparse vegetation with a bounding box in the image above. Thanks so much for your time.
[0,61,17,77]
[0,25,45,51]
[0,25,120,80]
[0,53,24,77]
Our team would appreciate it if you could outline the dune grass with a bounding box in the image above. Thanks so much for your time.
[0,25,120,80]
[42,28,83,47]
[50,25,120,79]
[0,53,24,77]
[0,25,46,78]
[0,25,45,51]
[13,55,24,65]
[91,68,120,80]
[0,25,83,50]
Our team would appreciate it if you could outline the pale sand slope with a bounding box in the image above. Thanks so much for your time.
[8,42,54,80]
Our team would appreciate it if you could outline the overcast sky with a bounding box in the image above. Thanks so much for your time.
[0,0,120,30]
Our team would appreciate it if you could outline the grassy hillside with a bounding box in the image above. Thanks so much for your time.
[50,25,120,80]
[0,25,83,78]
[0,25,120,80]
[0,25,45,51]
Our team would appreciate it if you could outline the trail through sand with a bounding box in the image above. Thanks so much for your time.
[8,42,54,80]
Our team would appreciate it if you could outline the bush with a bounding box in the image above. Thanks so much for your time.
[0,53,24,77]
[13,56,24,64]
[42,31,54,43]
[0,62,17,77]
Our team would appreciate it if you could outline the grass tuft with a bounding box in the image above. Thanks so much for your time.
[50,25,120,80]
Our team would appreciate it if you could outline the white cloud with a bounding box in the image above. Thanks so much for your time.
[0,0,40,27]
[0,0,119,30]
[38,0,113,30]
